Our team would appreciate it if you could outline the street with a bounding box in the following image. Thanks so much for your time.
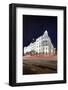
[23,56,57,75]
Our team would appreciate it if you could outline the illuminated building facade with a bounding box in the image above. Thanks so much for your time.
[24,30,56,55]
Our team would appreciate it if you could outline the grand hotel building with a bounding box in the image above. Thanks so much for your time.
[24,30,56,55]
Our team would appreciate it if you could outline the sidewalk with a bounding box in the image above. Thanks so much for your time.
[23,55,57,61]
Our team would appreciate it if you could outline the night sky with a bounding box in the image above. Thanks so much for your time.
[23,15,57,49]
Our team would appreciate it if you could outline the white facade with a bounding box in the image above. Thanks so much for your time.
[24,30,56,55]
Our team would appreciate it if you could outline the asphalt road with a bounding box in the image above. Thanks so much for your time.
[23,58,57,75]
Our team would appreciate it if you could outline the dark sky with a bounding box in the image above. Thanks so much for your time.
[23,15,57,49]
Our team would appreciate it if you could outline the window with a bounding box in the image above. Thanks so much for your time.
[46,52,47,55]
